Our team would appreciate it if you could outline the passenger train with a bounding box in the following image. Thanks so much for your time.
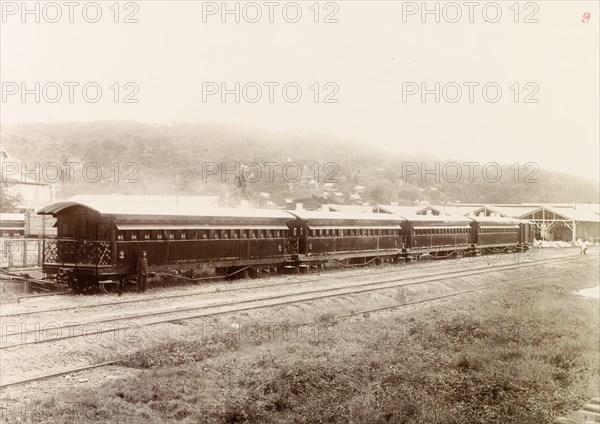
[37,198,534,293]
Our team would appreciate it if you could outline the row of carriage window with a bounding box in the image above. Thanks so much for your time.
[479,228,519,234]
[114,228,401,241]
[414,228,469,235]
[413,227,517,235]
[116,229,286,241]
[60,221,518,241]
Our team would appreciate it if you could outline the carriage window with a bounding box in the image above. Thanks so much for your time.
[62,221,75,238]
[259,230,265,238]
[167,232,175,239]
[293,228,297,236]
[117,231,124,240]
[144,233,151,240]
[181,232,186,239]
[241,230,248,238]
[275,230,281,238]
[233,230,239,239]
[129,232,138,240]
[223,230,229,239]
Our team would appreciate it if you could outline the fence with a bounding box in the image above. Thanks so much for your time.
[0,238,43,268]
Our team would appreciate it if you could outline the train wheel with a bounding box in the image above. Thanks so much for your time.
[99,281,118,295]
[68,278,92,294]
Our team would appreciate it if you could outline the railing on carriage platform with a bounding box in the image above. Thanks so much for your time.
[284,238,299,256]
[43,239,113,266]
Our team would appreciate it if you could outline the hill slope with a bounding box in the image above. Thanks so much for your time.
[1,121,598,206]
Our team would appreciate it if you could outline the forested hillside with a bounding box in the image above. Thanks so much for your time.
[1,121,598,206]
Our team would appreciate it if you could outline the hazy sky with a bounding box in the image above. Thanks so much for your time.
[1,1,599,180]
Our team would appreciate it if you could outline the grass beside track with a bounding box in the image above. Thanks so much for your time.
[3,268,599,424]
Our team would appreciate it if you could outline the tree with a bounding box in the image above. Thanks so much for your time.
[0,183,23,212]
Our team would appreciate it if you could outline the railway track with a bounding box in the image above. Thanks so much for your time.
[1,254,593,351]
[0,248,557,320]
[0,256,596,390]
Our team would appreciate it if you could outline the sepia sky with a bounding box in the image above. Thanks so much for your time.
[1,1,599,181]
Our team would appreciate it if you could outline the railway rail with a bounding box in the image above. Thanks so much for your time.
[0,248,554,320]
[0,256,596,390]
[1,254,594,351]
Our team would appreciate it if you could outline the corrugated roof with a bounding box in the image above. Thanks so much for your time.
[484,205,540,218]
[542,206,600,222]
[375,205,431,215]
[442,205,487,216]
[327,205,373,213]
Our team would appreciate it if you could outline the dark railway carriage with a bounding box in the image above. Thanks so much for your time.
[399,215,472,257]
[468,216,530,252]
[285,211,405,267]
[38,199,294,292]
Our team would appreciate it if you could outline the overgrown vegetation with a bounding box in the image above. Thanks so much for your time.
[5,273,596,424]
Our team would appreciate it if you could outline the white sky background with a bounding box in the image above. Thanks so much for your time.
[1,1,598,181]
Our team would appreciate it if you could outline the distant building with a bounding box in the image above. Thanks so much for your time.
[1,150,56,212]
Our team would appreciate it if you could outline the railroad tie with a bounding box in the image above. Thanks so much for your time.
[553,397,600,424]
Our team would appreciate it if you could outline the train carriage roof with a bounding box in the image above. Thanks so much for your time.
[285,211,405,229]
[37,196,293,224]
[467,216,526,227]
[394,214,472,228]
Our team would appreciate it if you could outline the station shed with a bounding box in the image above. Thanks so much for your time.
[488,204,600,242]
